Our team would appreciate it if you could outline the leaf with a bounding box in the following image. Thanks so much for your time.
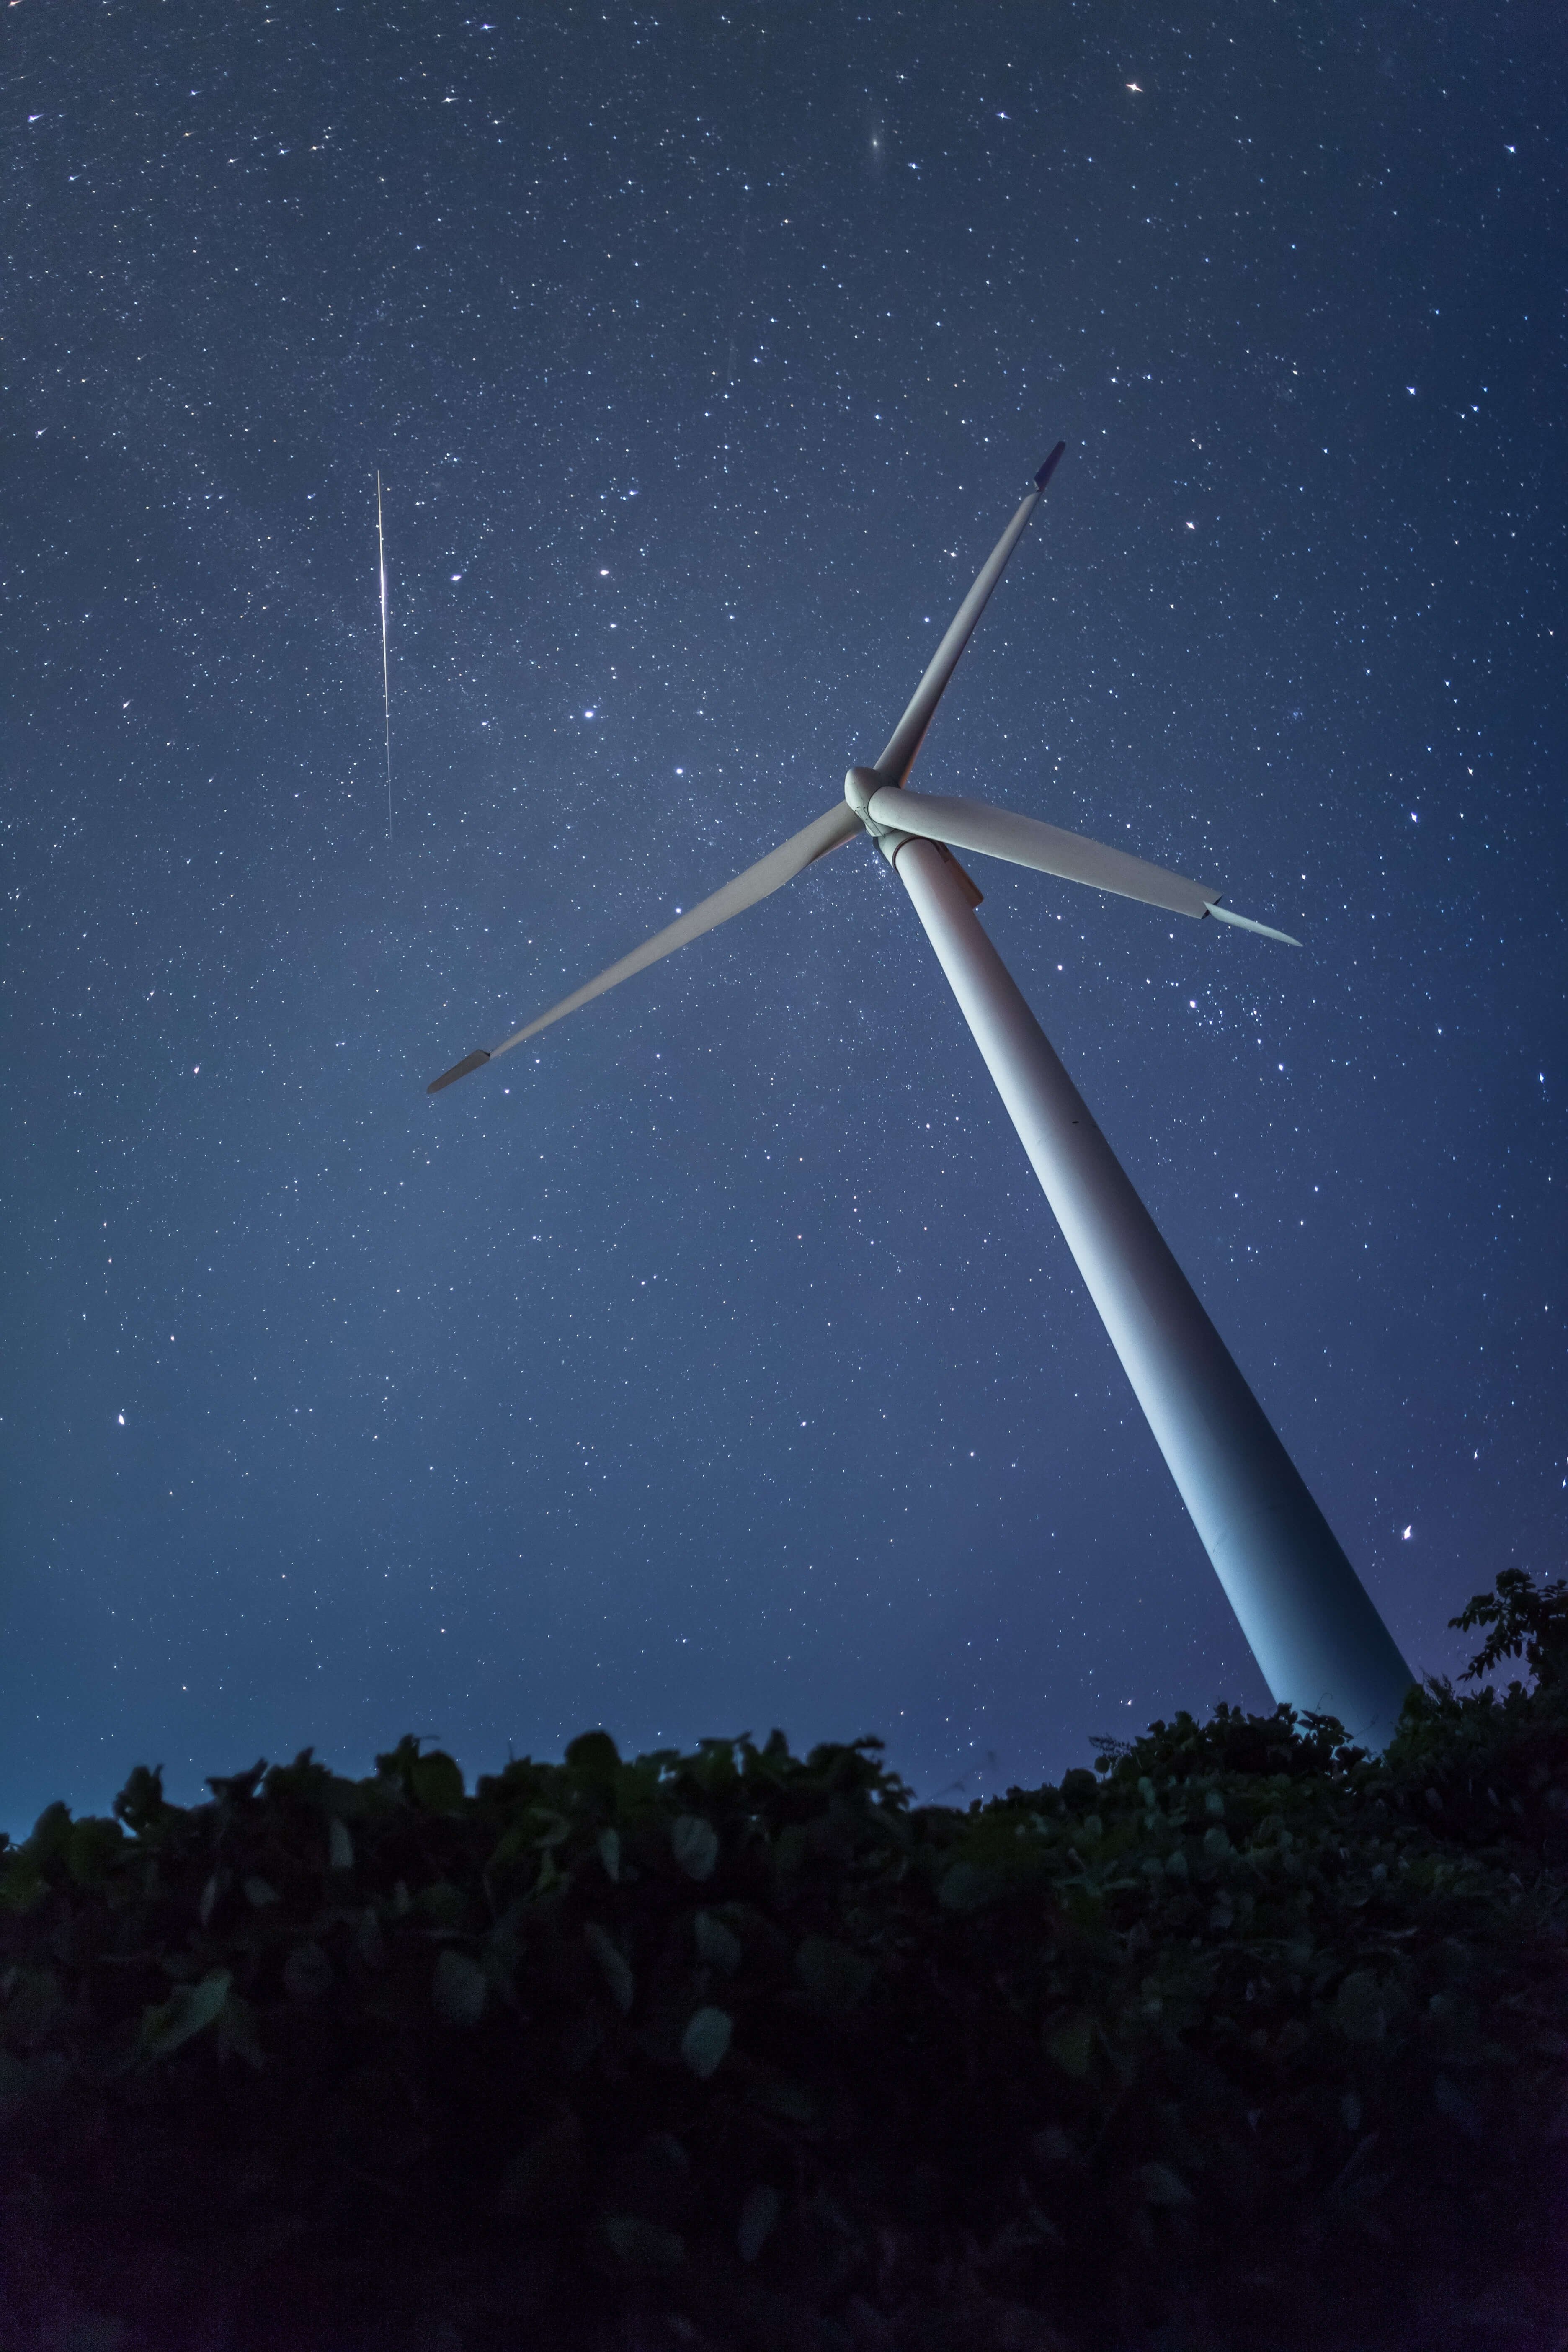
[35,2311,126,2352]
[266,1749,330,1805]
[487,1823,526,1875]
[738,2182,779,2263]
[281,1942,333,2003]
[680,2004,732,2079]
[671,1814,719,1882]
[65,1816,124,1889]
[1047,2014,1096,2079]
[328,1816,354,1872]
[938,1862,1001,1913]
[244,1877,280,1908]
[139,1968,232,2059]
[748,2075,817,2124]
[1326,2130,1383,2202]
[410,1750,465,1812]
[565,1729,621,1783]
[0,1853,47,1916]
[1434,2072,1482,2137]
[417,1880,467,1929]
[771,1823,810,1875]
[497,2113,585,2217]
[1136,2161,1195,2208]
[1334,1970,1387,2043]
[562,2014,605,2072]
[208,1759,268,1807]
[113,1763,170,1835]
[585,1921,634,2014]
[432,1947,487,2028]
[216,1990,266,2071]
[794,1935,875,2015]
[14,1808,75,1901]
[597,1827,621,1883]
[694,1909,742,1974]
[603,2214,684,2273]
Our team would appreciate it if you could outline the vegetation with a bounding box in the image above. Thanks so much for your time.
[3,1571,1567,2352]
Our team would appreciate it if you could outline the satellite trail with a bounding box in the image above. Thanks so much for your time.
[377,472,392,838]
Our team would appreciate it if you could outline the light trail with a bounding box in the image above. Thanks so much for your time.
[377,472,392,838]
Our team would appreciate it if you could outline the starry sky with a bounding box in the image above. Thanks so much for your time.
[3,0,1563,1833]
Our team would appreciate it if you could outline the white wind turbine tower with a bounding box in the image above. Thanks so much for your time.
[426,445,1415,1749]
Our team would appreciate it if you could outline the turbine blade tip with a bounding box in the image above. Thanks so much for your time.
[1034,441,1068,491]
[427,1048,491,1094]
[1207,903,1302,949]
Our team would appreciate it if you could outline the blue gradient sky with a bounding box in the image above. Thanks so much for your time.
[4,0,1563,1831]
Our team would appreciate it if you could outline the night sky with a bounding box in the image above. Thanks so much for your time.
[4,1,1563,1835]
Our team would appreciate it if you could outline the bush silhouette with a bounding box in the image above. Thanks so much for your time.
[2,1573,1566,2351]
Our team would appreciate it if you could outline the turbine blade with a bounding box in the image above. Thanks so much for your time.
[874,787,1301,942]
[429,1048,492,1094]
[426,801,861,1092]
[1206,902,1302,948]
[873,444,1066,789]
[873,787,1217,918]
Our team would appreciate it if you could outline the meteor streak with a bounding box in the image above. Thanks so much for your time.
[377,472,392,839]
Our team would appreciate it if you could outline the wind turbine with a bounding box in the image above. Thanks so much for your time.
[426,445,1415,1749]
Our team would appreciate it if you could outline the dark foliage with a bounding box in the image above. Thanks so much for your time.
[3,1574,1567,2352]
